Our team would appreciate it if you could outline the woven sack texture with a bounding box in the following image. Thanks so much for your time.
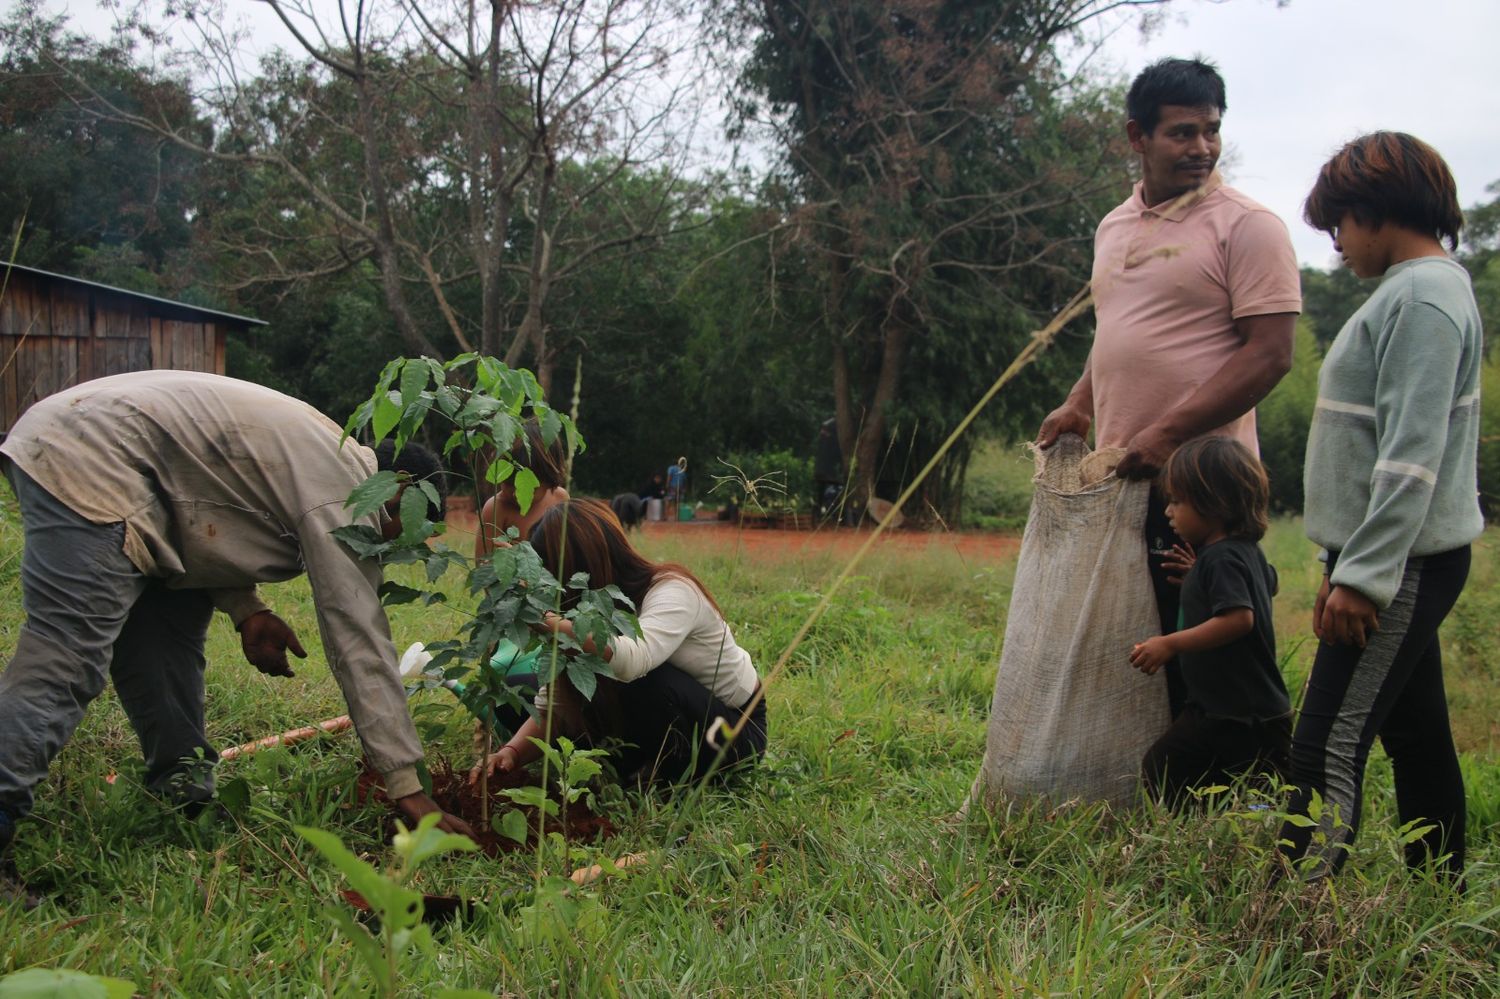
[970,433,1170,809]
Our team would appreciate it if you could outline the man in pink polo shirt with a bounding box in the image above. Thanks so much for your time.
[1037,57,1300,716]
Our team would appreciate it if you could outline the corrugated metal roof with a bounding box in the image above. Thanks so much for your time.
[1,262,267,326]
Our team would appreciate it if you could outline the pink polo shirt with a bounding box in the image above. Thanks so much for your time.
[1089,174,1301,453]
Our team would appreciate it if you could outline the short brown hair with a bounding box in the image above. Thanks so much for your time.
[1303,131,1463,250]
[1161,436,1269,542]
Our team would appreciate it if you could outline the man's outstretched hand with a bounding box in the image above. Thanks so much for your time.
[238,610,308,677]
[395,791,476,839]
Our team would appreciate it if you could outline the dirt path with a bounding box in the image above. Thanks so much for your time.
[446,508,1019,565]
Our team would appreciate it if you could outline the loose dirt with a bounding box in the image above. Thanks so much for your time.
[357,761,614,856]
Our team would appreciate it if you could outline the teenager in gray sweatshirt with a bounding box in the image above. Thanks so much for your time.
[1280,133,1483,882]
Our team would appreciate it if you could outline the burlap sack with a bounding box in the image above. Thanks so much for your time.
[968,433,1170,810]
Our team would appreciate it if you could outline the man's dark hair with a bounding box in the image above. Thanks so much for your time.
[1161,436,1269,542]
[1303,131,1464,251]
[1126,57,1226,135]
[374,440,447,518]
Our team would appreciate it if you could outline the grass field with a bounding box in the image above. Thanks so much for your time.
[1,477,1497,996]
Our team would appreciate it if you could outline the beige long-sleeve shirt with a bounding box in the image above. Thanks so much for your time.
[1,371,423,797]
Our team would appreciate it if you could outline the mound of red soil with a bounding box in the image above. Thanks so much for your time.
[356,760,615,856]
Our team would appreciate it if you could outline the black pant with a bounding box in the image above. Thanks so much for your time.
[1279,546,1470,879]
[1141,704,1291,810]
[594,665,767,785]
[1144,487,1187,718]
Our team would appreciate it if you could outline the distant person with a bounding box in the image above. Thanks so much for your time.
[0,372,473,904]
[813,417,845,523]
[475,419,570,559]
[637,472,665,502]
[1279,133,1483,882]
[1129,438,1291,809]
[665,458,687,513]
[1036,57,1300,716]
[470,499,766,788]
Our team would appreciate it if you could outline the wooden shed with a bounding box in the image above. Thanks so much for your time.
[0,263,265,435]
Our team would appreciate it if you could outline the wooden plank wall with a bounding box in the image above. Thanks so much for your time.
[1,271,228,434]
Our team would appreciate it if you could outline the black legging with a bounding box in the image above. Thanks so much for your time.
[502,665,768,786]
[1279,546,1470,880]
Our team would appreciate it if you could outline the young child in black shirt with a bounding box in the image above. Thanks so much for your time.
[1129,436,1293,808]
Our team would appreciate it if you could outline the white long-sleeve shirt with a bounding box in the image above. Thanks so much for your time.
[607,576,759,708]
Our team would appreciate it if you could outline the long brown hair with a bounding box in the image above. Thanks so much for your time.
[527,498,721,615]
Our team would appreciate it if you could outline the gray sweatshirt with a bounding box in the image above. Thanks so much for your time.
[1303,257,1483,609]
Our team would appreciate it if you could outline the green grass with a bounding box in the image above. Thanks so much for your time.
[1,481,1498,995]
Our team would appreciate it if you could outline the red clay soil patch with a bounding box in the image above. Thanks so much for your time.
[357,761,614,856]
[445,509,1018,566]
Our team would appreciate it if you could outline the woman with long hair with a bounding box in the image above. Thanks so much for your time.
[1281,132,1483,882]
[470,498,766,786]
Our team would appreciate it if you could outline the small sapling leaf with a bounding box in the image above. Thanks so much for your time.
[344,471,401,518]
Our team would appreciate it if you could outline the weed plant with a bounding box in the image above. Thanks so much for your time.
[1,484,1496,994]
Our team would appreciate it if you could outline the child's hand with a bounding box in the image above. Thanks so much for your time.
[1162,542,1196,586]
[1129,635,1175,674]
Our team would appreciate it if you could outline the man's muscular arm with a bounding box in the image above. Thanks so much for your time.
[1114,312,1295,479]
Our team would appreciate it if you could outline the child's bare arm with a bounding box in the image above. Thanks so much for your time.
[1129,608,1254,674]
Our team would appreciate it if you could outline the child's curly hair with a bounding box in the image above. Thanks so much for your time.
[1161,436,1270,541]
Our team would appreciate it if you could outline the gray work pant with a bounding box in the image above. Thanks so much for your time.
[0,462,216,821]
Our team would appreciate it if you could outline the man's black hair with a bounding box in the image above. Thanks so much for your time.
[373,440,447,518]
[1126,57,1226,135]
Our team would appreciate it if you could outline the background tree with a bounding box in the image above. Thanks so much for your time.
[713,0,1166,518]
[0,4,208,294]
[20,0,710,394]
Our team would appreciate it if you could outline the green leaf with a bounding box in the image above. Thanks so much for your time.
[0,969,137,998]
[372,393,401,443]
[325,905,391,990]
[538,407,562,447]
[399,485,433,545]
[399,358,429,415]
[497,808,529,844]
[392,812,478,869]
[216,776,252,817]
[513,467,540,514]
[345,471,401,518]
[565,755,604,786]
[332,525,390,558]
[1281,814,1318,828]
[294,825,399,914]
[378,581,425,606]
[484,457,516,486]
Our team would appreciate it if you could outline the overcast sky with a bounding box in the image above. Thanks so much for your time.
[1074,0,1500,267]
